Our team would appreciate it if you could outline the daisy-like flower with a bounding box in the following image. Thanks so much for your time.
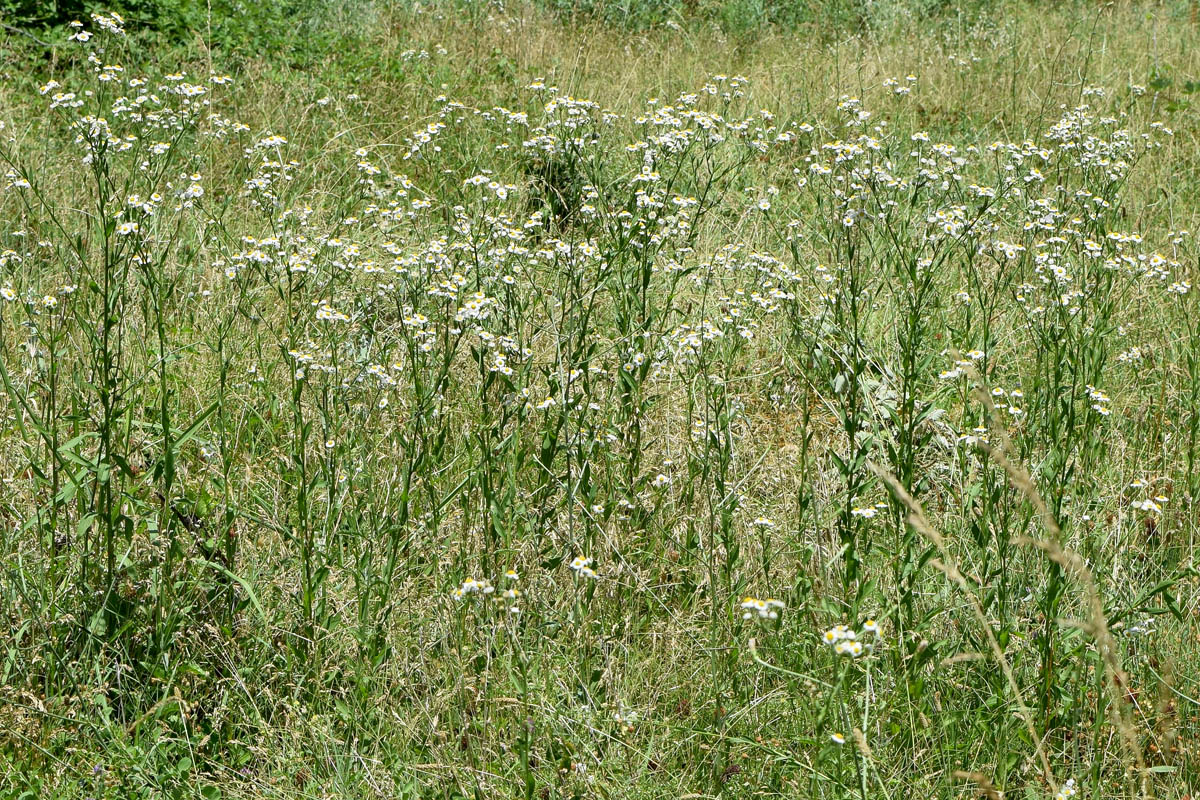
[825,624,871,657]
[830,732,846,745]
[452,577,495,599]
[1131,498,1162,514]
[740,596,785,620]
[823,625,855,644]
[834,640,865,657]
[569,556,597,579]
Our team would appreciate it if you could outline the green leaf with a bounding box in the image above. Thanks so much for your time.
[174,400,220,450]
[196,558,267,624]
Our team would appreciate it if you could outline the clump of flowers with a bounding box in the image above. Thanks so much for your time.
[740,596,785,620]
[452,577,494,599]
[823,619,882,657]
[569,555,598,579]
[1131,497,1164,514]
[1054,778,1077,800]
[452,569,523,614]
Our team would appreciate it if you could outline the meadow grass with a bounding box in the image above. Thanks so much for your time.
[2,2,1200,798]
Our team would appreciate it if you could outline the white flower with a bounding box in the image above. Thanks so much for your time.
[1054,778,1077,800]
[1132,498,1162,514]
[453,577,494,599]
[834,639,864,657]
[569,556,597,579]
[823,625,855,645]
[740,596,785,620]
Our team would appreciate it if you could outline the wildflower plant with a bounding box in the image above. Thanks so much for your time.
[2,6,1199,800]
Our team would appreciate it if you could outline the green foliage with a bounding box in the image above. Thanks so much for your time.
[3,2,1200,799]
[539,0,684,29]
[534,0,969,32]
[0,0,363,55]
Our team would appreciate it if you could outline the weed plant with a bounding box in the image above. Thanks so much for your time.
[1,3,1200,799]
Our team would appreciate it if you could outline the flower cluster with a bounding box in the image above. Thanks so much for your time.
[823,620,881,657]
[569,556,598,579]
[1054,779,1077,800]
[739,596,785,620]
[452,569,521,613]
[452,577,494,599]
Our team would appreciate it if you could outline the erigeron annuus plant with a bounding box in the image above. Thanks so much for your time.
[683,282,748,786]
[0,12,235,698]
[1174,251,1200,515]
[459,79,783,559]
[832,111,1010,637]
[2,7,1199,796]
[748,618,885,798]
[1003,102,1171,727]
[790,95,895,608]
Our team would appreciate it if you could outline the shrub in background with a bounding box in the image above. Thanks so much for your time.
[1,0,352,53]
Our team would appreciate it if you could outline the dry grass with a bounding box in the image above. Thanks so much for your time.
[2,2,1200,799]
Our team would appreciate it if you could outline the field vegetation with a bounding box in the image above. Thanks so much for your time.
[2,1,1200,797]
